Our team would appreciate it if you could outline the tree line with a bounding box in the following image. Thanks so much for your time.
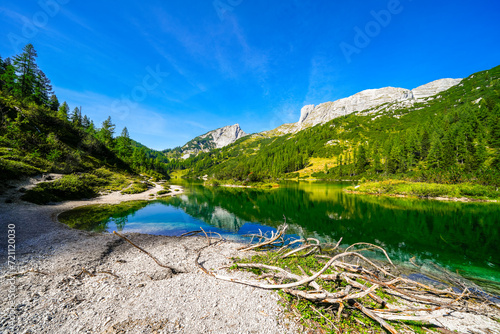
[0,44,169,179]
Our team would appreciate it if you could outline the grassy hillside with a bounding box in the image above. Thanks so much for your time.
[169,65,500,189]
[0,45,170,202]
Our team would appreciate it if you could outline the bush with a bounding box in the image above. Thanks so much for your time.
[120,182,149,195]
[21,174,98,204]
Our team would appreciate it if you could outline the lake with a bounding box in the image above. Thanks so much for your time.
[59,181,500,292]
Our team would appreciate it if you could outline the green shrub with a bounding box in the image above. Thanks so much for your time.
[21,174,98,204]
[120,182,149,195]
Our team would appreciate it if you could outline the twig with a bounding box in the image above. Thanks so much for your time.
[4,268,49,278]
[113,231,183,273]
[353,301,399,334]
[238,224,288,251]
[345,242,395,267]
[200,227,211,246]
[309,305,339,332]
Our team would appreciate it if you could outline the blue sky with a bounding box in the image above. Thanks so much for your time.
[1,0,499,150]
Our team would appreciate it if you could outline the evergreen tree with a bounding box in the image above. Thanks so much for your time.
[0,56,4,90]
[70,107,82,127]
[12,44,39,99]
[372,149,382,173]
[490,104,500,149]
[427,132,444,169]
[33,69,52,106]
[441,130,455,168]
[57,101,69,121]
[98,116,115,147]
[49,94,59,112]
[489,104,500,169]
[455,128,468,165]
[355,144,368,174]
[116,127,132,157]
[82,115,91,129]
[0,57,17,94]
[470,133,487,170]
[420,128,431,160]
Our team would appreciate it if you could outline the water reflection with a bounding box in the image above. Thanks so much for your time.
[59,181,500,287]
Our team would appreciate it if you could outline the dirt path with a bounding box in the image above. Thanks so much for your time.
[0,176,297,334]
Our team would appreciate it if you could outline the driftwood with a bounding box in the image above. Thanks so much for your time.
[190,224,500,333]
[113,231,184,273]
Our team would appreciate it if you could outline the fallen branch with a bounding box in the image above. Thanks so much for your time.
[238,224,288,251]
[113,231,183,273]
[353,301,399,334]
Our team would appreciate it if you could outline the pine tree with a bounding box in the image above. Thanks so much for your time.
[82,115,91,129]
[355,144,368,174]
[33,69,52,106]
[12,44,39,99]
[0,56,4,90]
[441,130,455,168]
[420,128,431,160]
[99,116,115,147]
[0,57,17,94]
[490,104,500,149]
[70,107,82,126]
[116,127,132,158]
[472,133,487,169]
[57,101,69,121]
[427,132,444,169]
[49,94,59,112]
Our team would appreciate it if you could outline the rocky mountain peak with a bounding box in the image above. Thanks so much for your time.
[179,124,248,159]
[281,77,462,134]
[206,124,247,149]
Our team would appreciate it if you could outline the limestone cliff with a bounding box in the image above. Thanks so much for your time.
[275,78,462,134]
[180,124,248,159]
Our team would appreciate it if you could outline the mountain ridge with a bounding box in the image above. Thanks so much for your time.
[178,124,248,159]
[266,78,462,136]
[173,77,462,153]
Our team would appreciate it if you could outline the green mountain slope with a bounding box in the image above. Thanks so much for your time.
[170,65,500,187]
[0,45,170,202]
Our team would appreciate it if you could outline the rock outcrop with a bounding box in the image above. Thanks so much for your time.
[277,78,462,134]
[180,124,248,159]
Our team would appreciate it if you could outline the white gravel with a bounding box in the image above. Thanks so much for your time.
[0,176,298,334]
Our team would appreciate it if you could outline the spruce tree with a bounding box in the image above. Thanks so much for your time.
[0,57,17,94]
[49,95,59,112]
[427,132,444,169]
[355,144,368,174]
[33,70,52,106]
[441,130,455,168]
[70,107,82,127]
[420,128,431,160]
[99,116,115,147]
[57,101,70,121]
[12,44,39,99]
[116,127,132,158]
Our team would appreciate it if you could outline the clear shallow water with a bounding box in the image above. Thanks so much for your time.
[59,181,500,291]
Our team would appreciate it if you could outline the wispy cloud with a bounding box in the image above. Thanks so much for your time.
[303,55,340,105]
[184,120,210,131]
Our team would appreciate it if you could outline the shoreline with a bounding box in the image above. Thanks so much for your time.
[0,176,297,333]
[344,189,500,203]
[1,176,499,333]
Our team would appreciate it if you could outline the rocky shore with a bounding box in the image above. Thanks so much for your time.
[0,176,296,334]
